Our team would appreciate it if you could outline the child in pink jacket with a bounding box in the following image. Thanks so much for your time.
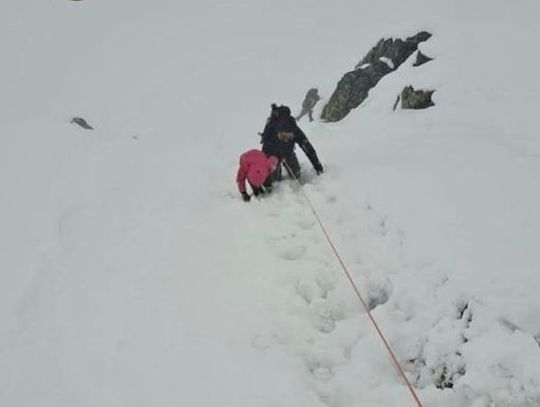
[236,149,279,202]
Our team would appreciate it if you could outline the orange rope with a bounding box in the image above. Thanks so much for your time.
[282,161,424,407]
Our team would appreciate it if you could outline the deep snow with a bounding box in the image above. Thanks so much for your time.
[1,1,540,406]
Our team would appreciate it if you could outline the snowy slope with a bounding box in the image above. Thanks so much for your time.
[1,1,540,406]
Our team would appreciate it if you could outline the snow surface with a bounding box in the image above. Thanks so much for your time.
[1,1,540,406]
[379,56,395,69]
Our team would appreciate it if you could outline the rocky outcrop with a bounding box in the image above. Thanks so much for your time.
[321,31,432,122]
[401,86,435,109]
[71,117,94,130]
[413,51,433,67]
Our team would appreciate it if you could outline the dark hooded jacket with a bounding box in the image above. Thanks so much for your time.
[260,105,323,172]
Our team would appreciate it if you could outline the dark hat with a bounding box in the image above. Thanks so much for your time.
[277,105,291,117]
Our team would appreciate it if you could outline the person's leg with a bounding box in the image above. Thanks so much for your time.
[263,175,273,193]
[283,152,301,179]
[272,161,283,181]
[308,109,314,122]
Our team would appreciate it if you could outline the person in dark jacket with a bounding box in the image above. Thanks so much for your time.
[260,104,323,179]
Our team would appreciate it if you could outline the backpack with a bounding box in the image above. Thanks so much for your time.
[269,104,291,120]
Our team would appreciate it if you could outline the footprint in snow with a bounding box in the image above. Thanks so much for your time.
[296,271,337,304]
[305,353,340,381]
[296,217,316,231]
[267,234,308,261]
[310,302,337,334]
[366,278,393,311]
[315,274,337,298]
[279,245,307,260]
[296,280,317,304]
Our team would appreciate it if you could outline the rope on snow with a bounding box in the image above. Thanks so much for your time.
[282,160,424,407]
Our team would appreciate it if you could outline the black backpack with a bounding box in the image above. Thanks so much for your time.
[270,103,291,120]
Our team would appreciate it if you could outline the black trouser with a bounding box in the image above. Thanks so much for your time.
[268,153,301,181]
[281,152,301,179]
[249,176,273,196]
[262,144,301,180]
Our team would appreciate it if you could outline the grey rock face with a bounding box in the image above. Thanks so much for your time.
[413,51,434,67]
[401,86,435,109]
[321,31,432,122]
[71,117,94,130]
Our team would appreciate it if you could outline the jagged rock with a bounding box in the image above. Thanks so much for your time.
[401,86,435,109]
[321,31,432,122]
[71,117,94,130]
[355,31,432,69]
[413,51,433,67]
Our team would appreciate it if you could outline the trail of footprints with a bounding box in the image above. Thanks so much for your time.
[260,189,394,405]
[255,183,540,405]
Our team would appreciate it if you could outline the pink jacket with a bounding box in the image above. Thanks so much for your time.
[236,149,278,193]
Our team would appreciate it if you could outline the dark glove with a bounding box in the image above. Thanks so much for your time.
[314,163,324,175]
[242,192,251,202]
